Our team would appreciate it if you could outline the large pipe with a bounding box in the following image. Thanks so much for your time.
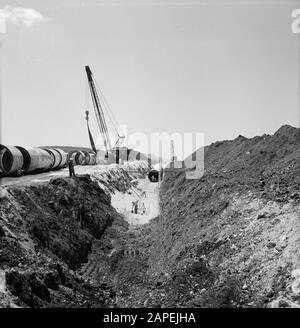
[81,151,90,165]
[16,146,53,173]
[44,148,61,169]
[67,150,96,166]
[53,148,67,168]
[67,150,84,165]
[74,151,85,165]
[1,145,71,177]
[89,153,96,165]
[0,145,24,177]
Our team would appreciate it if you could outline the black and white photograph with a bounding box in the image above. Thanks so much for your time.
[0,0,300,319]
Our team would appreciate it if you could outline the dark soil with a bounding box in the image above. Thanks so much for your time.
[0,175,121,307]
[110,125,300,308]
[1,125,300,308]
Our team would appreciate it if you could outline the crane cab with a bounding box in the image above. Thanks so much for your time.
[148,169,159,183]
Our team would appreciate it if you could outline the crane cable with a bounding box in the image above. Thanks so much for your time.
[89,78,112,154]
[85,68,125,155]
[93,77,125,144]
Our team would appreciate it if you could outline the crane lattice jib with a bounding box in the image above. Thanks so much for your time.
[85,66,112,154]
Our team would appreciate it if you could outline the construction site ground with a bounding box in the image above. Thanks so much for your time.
[1,125,300,308]
[0,165,122,187]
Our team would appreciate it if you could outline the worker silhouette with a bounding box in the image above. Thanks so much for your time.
[131,200,138,214]
[68,159,76,177]
[140,202,146,215]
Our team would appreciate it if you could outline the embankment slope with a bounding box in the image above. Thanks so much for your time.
[0,162,147,307]
[152,125,300,307]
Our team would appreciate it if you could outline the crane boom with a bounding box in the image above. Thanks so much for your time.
[85,66,112,156]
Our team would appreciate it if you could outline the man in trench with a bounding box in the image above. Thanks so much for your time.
[131,200,138,214]
[140,202,146,215]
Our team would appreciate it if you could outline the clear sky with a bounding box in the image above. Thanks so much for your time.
[1,0,300,158]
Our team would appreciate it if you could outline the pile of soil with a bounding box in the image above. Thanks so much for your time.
[1,126,300,308]
[0,160,148,308]
[108,125,300,308]
[151,125,300,307]
[0,175,121,307]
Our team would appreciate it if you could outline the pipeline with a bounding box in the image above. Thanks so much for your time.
[74,151,85,165]
[16,146,53,173]
[44,148,61,169]
[0,144,97,177]
[0,145,68,177]
[44,148,68,169]
[54,148,68,168]
[89,153,96,165]
[0,145,24,177]
[67,150,97,166]
[81,151,90,165]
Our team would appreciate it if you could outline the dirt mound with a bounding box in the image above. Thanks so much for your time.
[151,125,300,307]
[0,162,148,308]
[0,175,118,307]
[78,125,300,308]
[1,128,299,308]
[0,161,151,308]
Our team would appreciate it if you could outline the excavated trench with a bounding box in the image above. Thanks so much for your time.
[2,128,300,309]
[0,162,160,308]
[2,162,202,308]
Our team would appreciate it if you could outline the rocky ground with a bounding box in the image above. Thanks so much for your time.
[0,162,148,307]
[0,125,300,308]
[139,124,300,308]
[101,125,300,308]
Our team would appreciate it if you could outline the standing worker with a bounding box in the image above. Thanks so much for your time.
[140,202,146,215]
[134,201,138,214]
[68,159,76,177]
[131,200,137,213]
[131,200,139,214]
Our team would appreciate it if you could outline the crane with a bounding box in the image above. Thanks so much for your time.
[85,65,124,161]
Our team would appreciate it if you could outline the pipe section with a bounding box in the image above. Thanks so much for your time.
[0,145,24,177]
[16,146,53,173]
[0,144,96,177]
